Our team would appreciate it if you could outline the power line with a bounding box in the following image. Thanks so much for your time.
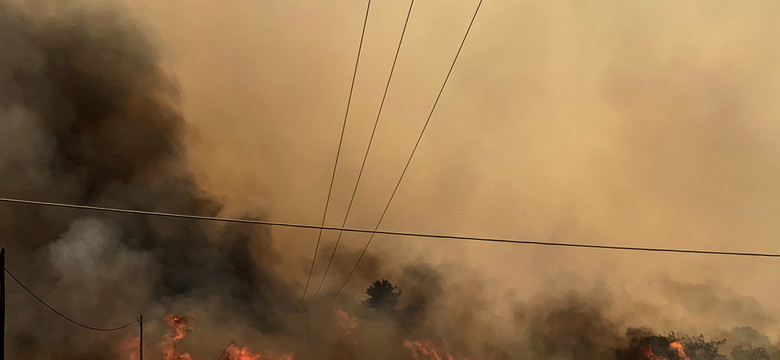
[299,0,373,307]
[332,0,485,298]
[313,0,416,300]
[3,267,137,332]
[1,197,779,259]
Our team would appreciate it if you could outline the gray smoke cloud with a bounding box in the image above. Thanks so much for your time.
[0,1,301,357]
[2,0,780,359]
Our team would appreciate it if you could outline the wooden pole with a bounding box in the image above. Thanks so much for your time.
[1,248,5,360]
[139,315,143,360]
[306,310,310,360]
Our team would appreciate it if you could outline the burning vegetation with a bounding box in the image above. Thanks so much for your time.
[141,281,778,360]
[613,332,769,360]
[160,314,293,360]
[150,312,299,359]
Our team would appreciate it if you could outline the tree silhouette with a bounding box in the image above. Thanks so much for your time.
[364,279,401,310]
[670,333,727,360]
[731,343,770,360]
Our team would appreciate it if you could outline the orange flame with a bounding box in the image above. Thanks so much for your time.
[157,314,294,360]
[641,340,691,360]
[403,340,455,360]
[120,335,140,360]
[217,343,294,360]
[669,341,691,360]
[641,343,662,360]
[217,343,261,360]
[163,314,195,360]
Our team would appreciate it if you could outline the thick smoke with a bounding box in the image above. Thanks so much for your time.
[2,0,780,359]
[0,1,298,358]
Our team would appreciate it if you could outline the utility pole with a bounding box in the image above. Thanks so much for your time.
[1,248,5,360]
[139,315,143,360]
[306,310,310,360]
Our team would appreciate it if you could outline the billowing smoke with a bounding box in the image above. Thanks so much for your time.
[0,0,298,357]
[2,0,780,359]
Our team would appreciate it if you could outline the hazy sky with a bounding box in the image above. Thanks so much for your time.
[127,0,780,337]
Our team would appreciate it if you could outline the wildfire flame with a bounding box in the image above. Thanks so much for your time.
[217,344,261,360]
[669,342,691,360]
[641,340,691,360]
[160,314,293,360]
[163,314,195,360]
[403,340,455,360]
[121,335,140,360]
[217,343,294,360]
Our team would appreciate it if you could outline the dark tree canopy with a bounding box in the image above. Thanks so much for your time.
[732,343,770,360]
[364,279,401,310]
[668,333,727,360]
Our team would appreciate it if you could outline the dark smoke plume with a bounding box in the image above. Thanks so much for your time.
[0,1,296,358]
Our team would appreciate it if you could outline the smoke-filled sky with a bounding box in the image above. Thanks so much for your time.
[3,0,780,359]
[129,0,780,311]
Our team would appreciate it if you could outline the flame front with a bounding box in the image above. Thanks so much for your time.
[217,344,260,360]
[158,314,294,360]
[669,341,690,360]
[403,340,455,360]
[641,340,691,360]
[217,343,294,360]
[641,343,662,360]
[163,315,195,360]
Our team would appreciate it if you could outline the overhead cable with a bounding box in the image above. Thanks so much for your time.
[333,0,486,298]
[300,0,373,307]
[313,0,417,300]
[0,197,778,260]
[4,267,137,332]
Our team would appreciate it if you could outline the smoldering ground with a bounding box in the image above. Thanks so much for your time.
[2,0,780,359]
